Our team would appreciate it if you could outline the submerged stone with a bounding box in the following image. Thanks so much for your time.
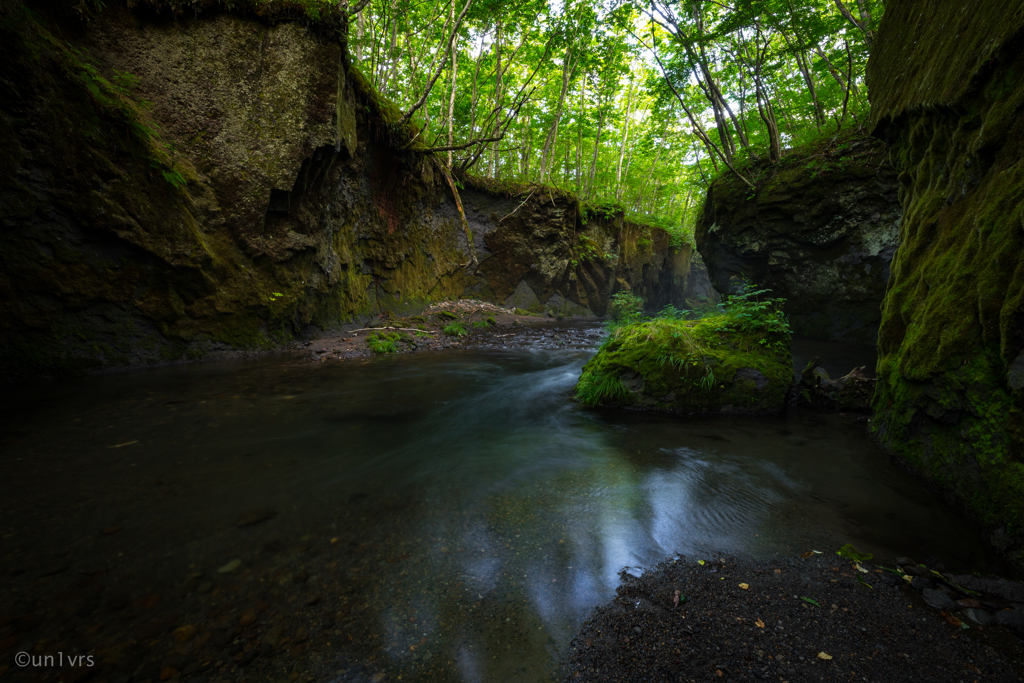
[574,316,792,415]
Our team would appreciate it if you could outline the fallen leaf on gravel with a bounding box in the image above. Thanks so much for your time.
[800,596,821,607]
[941,612,968,629]
[698,560,705,566]
[218,559,242,573]
[854,564,870,573]
[817,652,832,660]
[755,619,765,628]
[739,583,749,589]
[800,551,813,558]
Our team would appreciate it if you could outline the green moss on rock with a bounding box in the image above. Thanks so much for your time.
[575,317,791,415]
[867,0,1024,572]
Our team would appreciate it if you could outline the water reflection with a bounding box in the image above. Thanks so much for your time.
[0,339,1002,683]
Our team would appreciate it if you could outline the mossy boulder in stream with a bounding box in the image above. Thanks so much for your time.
[867,0,1024,572]
[575,309,792,415]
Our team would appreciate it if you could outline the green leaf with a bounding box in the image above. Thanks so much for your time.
[799,596,821,607]
[836,544,874,562]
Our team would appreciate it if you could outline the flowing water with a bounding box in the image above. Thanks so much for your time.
[0,326,1002,682]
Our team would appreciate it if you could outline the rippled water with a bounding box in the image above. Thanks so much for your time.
[0,329,1002,682]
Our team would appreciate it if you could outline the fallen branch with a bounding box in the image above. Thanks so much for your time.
[348,327,436,334]
[498,188,536,223]
[433,158,478,269]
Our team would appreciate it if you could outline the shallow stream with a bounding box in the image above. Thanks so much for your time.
[0,325,1002,682]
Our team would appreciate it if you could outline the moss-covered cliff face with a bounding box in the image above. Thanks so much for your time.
[0,3,688,381]
[867,0,1024,572]
[695,132,900,345]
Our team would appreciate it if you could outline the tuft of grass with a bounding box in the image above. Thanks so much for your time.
[442,322,467,337]
[366,331,399,354]
[575,372,631,408]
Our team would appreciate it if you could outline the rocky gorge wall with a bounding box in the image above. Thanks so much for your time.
[0,2,689,382]
[867,0,1024,572]
[695,132,901,345]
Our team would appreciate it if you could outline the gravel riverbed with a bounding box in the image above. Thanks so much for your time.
[563,553,1024,682]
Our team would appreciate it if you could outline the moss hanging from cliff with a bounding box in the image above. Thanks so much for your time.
[867,0,1024,572]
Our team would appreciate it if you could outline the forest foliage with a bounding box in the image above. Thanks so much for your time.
[343,0,880,240]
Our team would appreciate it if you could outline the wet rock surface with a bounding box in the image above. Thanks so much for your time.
[790,357,875,413]
[695,131,900,345]
[563,553,1024,682]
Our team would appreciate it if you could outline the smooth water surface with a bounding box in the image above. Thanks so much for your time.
[0,331,999,682]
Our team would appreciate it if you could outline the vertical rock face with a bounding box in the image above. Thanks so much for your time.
[867,0,1024,572]
[453,183,691,318]
[695,133,901,345]
[0,4,688,381]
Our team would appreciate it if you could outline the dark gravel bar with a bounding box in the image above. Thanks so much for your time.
[562,553,1024,682]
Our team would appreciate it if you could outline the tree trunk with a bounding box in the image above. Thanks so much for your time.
[614,80,636,198]
[446,1,458,168]
[355,9,365,62]
[380,0,399,92]
[468,32,487,140]
[489,20,502,178]
[833,0,874,46]
[796,50,824,132]
[538,48,574,184]
[586,106,605,198]
[521,115,532,177]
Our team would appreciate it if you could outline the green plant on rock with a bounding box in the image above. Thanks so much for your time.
[609,290,644,325]
[716,285,790,347]
[575,234,599,262]
[472,317,496,329]
[366,331,400,354]
[442,322,467,337]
